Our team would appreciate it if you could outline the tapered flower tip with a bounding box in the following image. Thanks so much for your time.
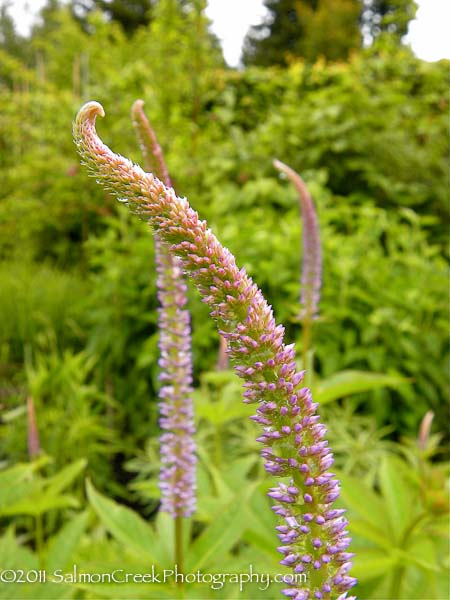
[73,101,106,152]
[77,100,105,123]
[273,158,288,172]
[131,98,145,115]
[273,158,309,198]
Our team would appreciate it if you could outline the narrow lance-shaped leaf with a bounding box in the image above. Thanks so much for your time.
[74,102,357,600]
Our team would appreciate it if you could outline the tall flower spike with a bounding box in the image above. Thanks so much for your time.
[274,160,322,323]
[74,102,357,600]
[131,99,196,518]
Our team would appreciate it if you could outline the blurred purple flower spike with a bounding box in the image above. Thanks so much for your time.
[131,100,196,518]
[274,160,322,323]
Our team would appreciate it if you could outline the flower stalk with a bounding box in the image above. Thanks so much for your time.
[131,100,196,539]
[74,102,356,600]
[274,160,322,373]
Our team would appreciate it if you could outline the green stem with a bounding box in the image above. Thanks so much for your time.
[389,511,428,599]
[175,515,184,585]
[302,316,312,385]
[35,515,44,566]
[389,565,405,599]
[214,424,222,468]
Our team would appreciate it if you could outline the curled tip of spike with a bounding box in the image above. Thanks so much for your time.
[273,158,287,172]
[132,98,145,114]
[273,157,313,214]
[74,101,110,161]
[273,158,308,196]
[78,100,105,121]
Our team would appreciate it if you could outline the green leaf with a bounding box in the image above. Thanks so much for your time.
[1,493,79,517]
[153,511,175,568]
[186,486,254,572]
[396,548,441,573]
[46,511,89,572]
[378,454,415,541]
[153,511,192,569]
[400,534,442,573]
[315,370,409,404]
[44,459,87,496]
[338,472,390,535]
[196,447,234,505]
[201,370,236,386]
[193,385,252,425]
[86,479,161,564]
[0,459,85,517]
[0,459,49,510]
[0,529,72,599]
[351,548,397,581]
[0,528,39,571]
[349,518,392,550]
[242,485,278,559]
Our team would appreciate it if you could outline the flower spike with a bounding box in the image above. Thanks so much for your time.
[274,160,322,323]
[131,99,196,518]
[74,102,356,599]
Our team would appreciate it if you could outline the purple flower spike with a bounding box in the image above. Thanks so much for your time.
[74,102,356,598]
[274,160,321,323]
[131,100,196,518]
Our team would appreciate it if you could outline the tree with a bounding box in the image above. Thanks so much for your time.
[243,0,417,67]
[0,1,29,59]
[243,0,361,66]
[71,0,154,33]
[361,0,418,43]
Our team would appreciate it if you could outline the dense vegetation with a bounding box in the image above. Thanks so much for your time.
[0,1,448,598]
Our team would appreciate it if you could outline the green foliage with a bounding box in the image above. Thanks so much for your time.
[2,410,445,598]
[0,3,448,597]
[0,344,120,496]
[84,479,280,599]
[339,452,449,599]
[72,0,154,33]
[25,350,118,475]
[240,51,448,221]
[0,458,86,518]
[321,404,396,485]
[0,262,87,364]
[315,201,448,432]
[81,213,160,443]
[86,479,165,564]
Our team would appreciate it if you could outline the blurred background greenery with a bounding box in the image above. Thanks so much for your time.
[0,1,448,598]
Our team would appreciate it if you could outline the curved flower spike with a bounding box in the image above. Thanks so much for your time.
[131,100,172,187]
[274,160,322,323]
[74,102,356,600]
[131,100,196,518]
